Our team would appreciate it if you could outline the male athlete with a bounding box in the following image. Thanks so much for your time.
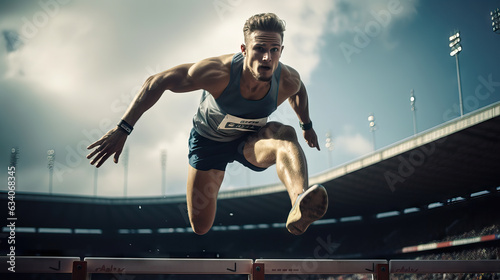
[87,13,328,235]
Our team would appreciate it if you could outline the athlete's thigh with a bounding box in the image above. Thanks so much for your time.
[185,165,224,233]
[243,122,292,168]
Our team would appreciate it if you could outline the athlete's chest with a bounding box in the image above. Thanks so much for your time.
[239,83,271,101]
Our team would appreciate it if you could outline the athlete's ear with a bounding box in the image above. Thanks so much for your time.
[241,43,246,56]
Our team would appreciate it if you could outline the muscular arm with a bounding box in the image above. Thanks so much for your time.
[123,57,230,126]
[289,81,320,151]
[87,55,232,167]
[281,66,320,151]
[122,63,194,127]
[288,81,311,125]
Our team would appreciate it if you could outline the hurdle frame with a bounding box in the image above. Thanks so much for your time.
[0,257,499,280]
[252,259,389,280]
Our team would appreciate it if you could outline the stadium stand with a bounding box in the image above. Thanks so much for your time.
[0,103,499,278]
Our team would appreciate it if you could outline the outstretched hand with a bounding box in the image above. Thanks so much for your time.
[303,128,320,151]
[87,127,128,168]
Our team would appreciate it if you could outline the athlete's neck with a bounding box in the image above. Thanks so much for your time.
[240,66,271,100]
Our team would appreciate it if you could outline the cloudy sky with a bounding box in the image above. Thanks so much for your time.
[1,0,499,197]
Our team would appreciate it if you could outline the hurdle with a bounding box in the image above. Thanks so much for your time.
[253,259,389,280]
[0,256,80,274]
[1,257,499,279]
[390,259,500,274]
[84,257,253,276]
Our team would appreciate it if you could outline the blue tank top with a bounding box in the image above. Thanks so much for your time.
[192,53,282,142]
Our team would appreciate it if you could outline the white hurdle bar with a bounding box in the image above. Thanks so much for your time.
[254,259,388,274]
[0,256,80,273]
[390,260,500,274]
[1,257,499,280]
[84,257,254,275]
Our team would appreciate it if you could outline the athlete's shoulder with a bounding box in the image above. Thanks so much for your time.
[279,63,302,94]
[187,54,234,81]
[187,54,235,97]
[190,54,234,73]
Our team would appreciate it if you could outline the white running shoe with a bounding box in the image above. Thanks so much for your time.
[286,184,328,235]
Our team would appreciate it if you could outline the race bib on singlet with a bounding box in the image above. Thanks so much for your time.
[217,114,268,132]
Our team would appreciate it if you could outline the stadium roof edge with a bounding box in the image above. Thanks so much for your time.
[309,101,500,186]
[0,191,188,205]
[2,101,499,204]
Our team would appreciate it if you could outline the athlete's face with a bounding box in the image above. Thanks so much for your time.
[241,31,283,82]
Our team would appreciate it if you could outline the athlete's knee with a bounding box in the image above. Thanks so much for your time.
[188,201,215,235]
[273,123,298,142]
[190,220,212,235]
[189,211,214,235]
[261,122,297,141]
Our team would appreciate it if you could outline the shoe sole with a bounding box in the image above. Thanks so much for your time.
[286,185,328,235]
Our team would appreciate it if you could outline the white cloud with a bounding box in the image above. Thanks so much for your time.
[334,125,373,158]
[329,0,419,35]
[182,0,335,83]
[2,0,398,196]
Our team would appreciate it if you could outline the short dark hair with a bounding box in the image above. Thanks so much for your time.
[243,13,286,43]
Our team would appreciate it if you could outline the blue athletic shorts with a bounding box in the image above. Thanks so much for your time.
[188,128,267,172]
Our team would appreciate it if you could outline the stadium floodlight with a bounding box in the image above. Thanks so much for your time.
[325,131,334,167]
[122,146,129,197]
[449,32,462,57]
[368,113,376,151]
[449,31,464,117]
[10,147,19,190]
[10,147,19,168]
[47,149,55,194]
[410,89,417,135]
[161,149,167,196]
[492,8,500,34]
[93,168,98,196]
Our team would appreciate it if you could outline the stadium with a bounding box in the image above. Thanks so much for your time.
[1,1,500,279]
[1,101,499,279]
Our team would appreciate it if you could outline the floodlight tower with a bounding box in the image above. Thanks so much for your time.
[122,146,129,197]
[10,147,19,189]
[492,8,500,34]
[47,150,55,194]
[325,131,334,168]
[368,113,377,151]
[161,149,167,196]
[10,147,19,168]
[93,168,98,197]
[449,31,464,117]
[410,89,417,135]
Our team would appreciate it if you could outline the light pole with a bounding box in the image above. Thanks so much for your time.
[93,168,98,197]
[325,131,334,168]
[161,149,167,196]
[368,113,376,151]
[410,89,417,135]
[492,8,500,34]
[122,146,129,197]
[47,149,55,194]
[449,31,464,117]
[10,147,19,190]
